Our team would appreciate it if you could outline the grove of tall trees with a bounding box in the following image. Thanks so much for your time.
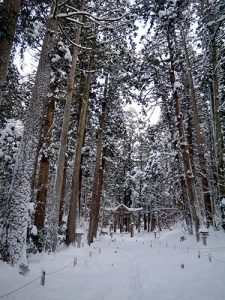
[0,0,225,267]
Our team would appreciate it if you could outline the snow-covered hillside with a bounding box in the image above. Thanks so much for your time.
[0,228,225,300]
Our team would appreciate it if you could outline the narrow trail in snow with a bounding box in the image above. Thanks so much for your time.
[111,240,144,300]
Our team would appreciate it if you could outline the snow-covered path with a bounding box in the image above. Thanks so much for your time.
[1,229,225,300]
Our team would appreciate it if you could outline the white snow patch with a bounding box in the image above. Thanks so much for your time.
[159,10,166,18]
[51,54,61,63]
[31,225,38,236]
[174,81,183,89]
[0,228,225,300]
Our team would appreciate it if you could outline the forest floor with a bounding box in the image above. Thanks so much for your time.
[0,227,225,300]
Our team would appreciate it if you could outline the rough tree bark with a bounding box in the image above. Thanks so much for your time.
[66,54,94,246]
[210,34,225,198]
[92,147,106,238]
[88,75,108,244]
[50,11,83,251]
[167,30,200,240]
[59,160,67,225]
[160,86,192,231]
[182,34,213,225]
[34,99,55,230]
[0,2,62,264]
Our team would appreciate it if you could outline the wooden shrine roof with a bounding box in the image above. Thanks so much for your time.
[106,204,143,215]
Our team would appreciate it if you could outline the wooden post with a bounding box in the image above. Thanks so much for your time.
[147,211,150,232]
[74,257,77,267]
[114,219,117,233]
[208,253,212,262]
[144,212,147,231]
[130,222,134,237]
[138,212,141,233]
[41,270,46,286]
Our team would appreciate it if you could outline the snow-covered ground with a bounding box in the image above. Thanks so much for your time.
[1,228,225,300]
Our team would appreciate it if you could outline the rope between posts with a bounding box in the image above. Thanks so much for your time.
[154,243,225,251]
[0,245,96,300]
[208,255,225,264]
[188,246,225,250]
[46,261,74,275]
[0,276,40,299]
[154,240,225,264]
[0,260,77,299]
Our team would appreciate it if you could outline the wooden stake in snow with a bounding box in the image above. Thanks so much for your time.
[208,253,212,262]
[89,251,92,257]
[130,222,134,237]
[198,250,201,258]
[99,247,101,254]
[41,270,46,286]
[74,257,77,267]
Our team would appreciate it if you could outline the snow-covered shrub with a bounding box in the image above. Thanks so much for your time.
[0,120,22,225]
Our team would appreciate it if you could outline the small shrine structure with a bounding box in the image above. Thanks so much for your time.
[106,204,143,236]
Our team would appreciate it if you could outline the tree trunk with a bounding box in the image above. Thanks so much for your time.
[92,148,106,238]
[161,92,192,231]
[167,31,200,240]
[77,75,87,224]
[147,210,150,232]
[210,35,225,198]
[34,99,55,230]
[0,2,62,265]
[51,10,83,251]
[88,75,108,244]
[66,54,94,246]
[143,213,147,231]
[151,213,156,231]
[0,0,21,83]
[182,34,213,225]
[59,159,67,225]
[179,167,193,233]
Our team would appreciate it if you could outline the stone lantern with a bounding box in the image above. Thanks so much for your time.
[153,228,158,238]
[199,226,209,246]
[75,228,84,248]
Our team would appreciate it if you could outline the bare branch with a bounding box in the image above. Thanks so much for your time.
[59,0,70,8]
[65,17,84,26]
[57,10,129,23]
[52,0,58,19]
[59,24,93,51]
[57,12,78,18]
[65,4,80,12]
